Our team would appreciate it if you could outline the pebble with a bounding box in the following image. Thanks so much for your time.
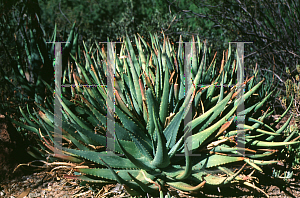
[28,192,41,198]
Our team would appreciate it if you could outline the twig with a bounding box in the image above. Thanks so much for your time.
[261,68,285,83]
[59,0,71,25]
[287,50,300,58]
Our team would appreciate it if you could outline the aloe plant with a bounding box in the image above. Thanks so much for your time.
[271,64,300,175]
[1,19,78,110]
[12,33,300,197]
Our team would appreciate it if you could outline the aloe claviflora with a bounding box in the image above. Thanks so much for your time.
[12,32,300,197]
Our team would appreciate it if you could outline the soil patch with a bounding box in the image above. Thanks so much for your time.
[0,114,35,183]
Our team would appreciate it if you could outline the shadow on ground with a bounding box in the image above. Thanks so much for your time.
[0,115,35,183]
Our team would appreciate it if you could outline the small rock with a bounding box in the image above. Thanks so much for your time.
[28,192,41,198]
